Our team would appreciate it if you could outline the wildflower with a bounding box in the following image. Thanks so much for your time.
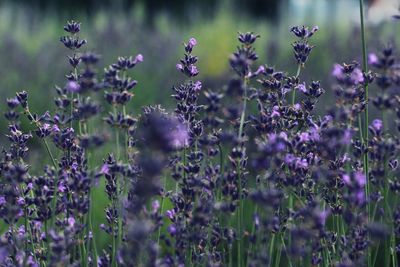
[63,20,81,34]
[238,32,260,45]
[368,53,379,65]
[290,25,318,65]
[369,119,383,136]
[135,54,144,63]
[65,80,80,93]
[193,81,202,92]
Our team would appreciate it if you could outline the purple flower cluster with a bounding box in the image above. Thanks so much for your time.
[0,19,400,267]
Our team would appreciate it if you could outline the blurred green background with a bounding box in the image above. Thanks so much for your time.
[0,0,399,250]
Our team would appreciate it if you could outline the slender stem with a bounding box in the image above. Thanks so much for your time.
[359,0,369,185]
[269,233,276,264]
[238,77,248,139]
[359,2,372,266]
[113,105,121,160]
[43,139,57,170]
[236,76,248,266]
[157,176,167,246]
[247,203,258,264]
[291,64,302,105]
[229,245,233,267]
[279,235,292,267]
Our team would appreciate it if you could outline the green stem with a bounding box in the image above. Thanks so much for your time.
[359,2,371,266]
[269,233,276,265]
[238,77,248,139]
[157,176,167,246]
[236,76,248,266]
[291,64,302,105]
[279,235,292,267]
[43,139,58,170]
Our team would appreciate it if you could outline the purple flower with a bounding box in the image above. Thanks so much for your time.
[68,217,76,227]
[0,247,8,264]
[351,68,364,84]
[168,121,189,149]
[285,154,296,164]
[152,200,160,213]
[309,127,320,141]
[193,81,202,92]
[296,82,307,93]
[254,214,260,228]
[166,209,176,220]
[135,54,144,63]
[368,53,378,65]
[238,32,260,45]
[296,158,308,169]
[51,124,60,133]
[354,171,366,187]
[189,65,199,76]
[343,174,351,185]
[167,224,177,235]
[17,197,25,205]
[26,256,38,267]
[17,225,26,238]
[33,221,42,230]
[299,132,310,142]
[58,182,67,193]
[188,37,197,47]
[271,106,280,117]
[0,196,5,206]
[342,129,353,145]
[65,80,81,93]
[371,119,383,132]
[332,63,343,79]
[356,191,365,203]
[100,164,110,175]
[316,209,330,226]
[254,65,266,76]
[42,123,51,130]
[176,63,183,71]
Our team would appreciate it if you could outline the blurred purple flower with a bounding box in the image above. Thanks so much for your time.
[343,174,351,185]
[152,200,160,213]
[332,63,343,79]
[317,209,330,226]
[368,53,378,65]
[355,171,366,187]
[135,54,144,63]
[167,224,177,235]
[188,37,197,48]
[176,63,183,71]
[65,80,81,93]
[168,122,189,149]
[68,217,76,227]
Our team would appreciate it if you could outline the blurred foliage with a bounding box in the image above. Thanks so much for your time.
[6,0,280,23]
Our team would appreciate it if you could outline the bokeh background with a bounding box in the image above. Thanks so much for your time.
[0,0,399,249]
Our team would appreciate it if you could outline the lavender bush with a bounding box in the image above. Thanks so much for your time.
[1,3,400,267]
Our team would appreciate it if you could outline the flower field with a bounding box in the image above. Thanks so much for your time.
[1,1,400,266]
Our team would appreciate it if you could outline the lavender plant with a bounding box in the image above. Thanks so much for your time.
[0,4,399,267]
